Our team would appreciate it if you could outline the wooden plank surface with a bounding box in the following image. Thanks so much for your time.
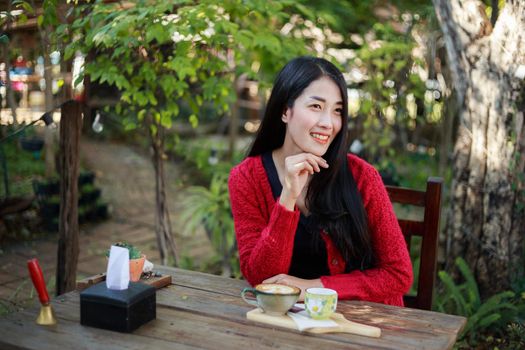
[154,284,462,350]
[0,267,466,350]
[246,309,382,337]
[156,266,249,295]
[76,273,172,291]
[12,293,365,350]
[159,267,465,334]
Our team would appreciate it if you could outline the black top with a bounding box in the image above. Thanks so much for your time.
[262,152,330,279]
[80,282,156,307]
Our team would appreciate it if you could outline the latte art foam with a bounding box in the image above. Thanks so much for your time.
[256,284,297,294]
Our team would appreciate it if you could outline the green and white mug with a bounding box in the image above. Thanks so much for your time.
[304,287,338,320]
[241,283,300,315]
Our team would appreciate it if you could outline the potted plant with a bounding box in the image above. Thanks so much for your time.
[107,242,146,282]
[20,136,44,152]
[33,178,60,197]
[79,183,101,205]
[39,195,60,217]
[78,171,95,186]
[94,201,109,220]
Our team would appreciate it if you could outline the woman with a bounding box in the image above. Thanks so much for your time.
[228,56,412,306]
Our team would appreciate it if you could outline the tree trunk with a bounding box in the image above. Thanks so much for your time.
[42,28,56,177]
[56,100,82,295]
[148,115,178,266]
[437,33,458,179]
[438,89,457,178]
[434,0,525,297]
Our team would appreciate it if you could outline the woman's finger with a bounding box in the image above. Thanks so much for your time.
[289,153,328,170]
[293,161,314,175]
[304,157,322,172]
[306,154,329,169]
[263,274,283,284]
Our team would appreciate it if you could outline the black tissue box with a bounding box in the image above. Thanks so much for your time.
[80,282,156,333]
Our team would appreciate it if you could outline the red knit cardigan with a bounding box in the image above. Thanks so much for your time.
[228,154,413,306]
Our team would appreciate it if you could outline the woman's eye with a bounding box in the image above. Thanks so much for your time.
[310,104,321,110]
[334,108,342,115]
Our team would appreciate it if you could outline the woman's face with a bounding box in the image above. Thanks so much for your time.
[282,76,343,157]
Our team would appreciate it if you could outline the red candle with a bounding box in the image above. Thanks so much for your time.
[27,259,50,305]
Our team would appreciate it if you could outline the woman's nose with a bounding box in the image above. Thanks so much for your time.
[317,110,333,129]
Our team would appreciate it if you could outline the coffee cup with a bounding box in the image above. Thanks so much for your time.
[304,287,338,320]
[241,283,300,315]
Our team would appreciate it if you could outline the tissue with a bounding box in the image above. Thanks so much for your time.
[106,245,130,290]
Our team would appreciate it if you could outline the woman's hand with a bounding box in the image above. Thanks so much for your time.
[279,153,328,211]
[263,274,323,301]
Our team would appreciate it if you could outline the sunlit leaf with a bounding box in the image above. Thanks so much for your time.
[189,114,198,128]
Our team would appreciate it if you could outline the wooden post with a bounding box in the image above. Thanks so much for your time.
[56,100,82,295]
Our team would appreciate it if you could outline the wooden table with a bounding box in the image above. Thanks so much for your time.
[0,267,466,349]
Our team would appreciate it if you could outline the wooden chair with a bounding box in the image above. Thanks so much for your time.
[385,177,443,310]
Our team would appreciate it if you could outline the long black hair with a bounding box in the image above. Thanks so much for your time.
[249,56,375,271]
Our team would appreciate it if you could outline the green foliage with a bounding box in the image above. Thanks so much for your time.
[296,1,373,38]
[56,0,316,267]
[39,0,59,28]
[178,254,196,271]
[393,152,447,189]
[0,275,55,316]
[180,171,239,278]
[351,24,432,161]
[502,322,525,349]
[173,138,242,184]
[317,3,445,168]
[407,236,421,296]
[80,183,96,194]
[0,136,46,196]
[173,138,243,276]
[1,1,33,32]
[107,242,142,260]
[435,257,521,345]
[61,0,311,133]
[0,279,30,315]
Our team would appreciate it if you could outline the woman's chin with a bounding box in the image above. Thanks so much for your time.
[291,140,331,157]
[303,145,329,157]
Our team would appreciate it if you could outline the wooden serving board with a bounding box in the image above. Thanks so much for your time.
[76,273,172,291]
[247,308,381,338]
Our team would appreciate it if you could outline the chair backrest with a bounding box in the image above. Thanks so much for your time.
[385,177,443,310]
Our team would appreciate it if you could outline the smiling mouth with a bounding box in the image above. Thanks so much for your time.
[311,133,329,144]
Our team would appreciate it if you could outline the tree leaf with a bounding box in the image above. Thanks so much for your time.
[19,1,34,15]
[150,123,157,137]
[253,32,282,53]
[189,114,198,128]
[125,123,136,131]
[477,313,501,328]
[74,72,84,87]
[456,257,481,309]
[160,112,172,129]
[438,270,467,316]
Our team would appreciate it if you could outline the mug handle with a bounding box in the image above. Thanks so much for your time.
[241,288,259,307]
